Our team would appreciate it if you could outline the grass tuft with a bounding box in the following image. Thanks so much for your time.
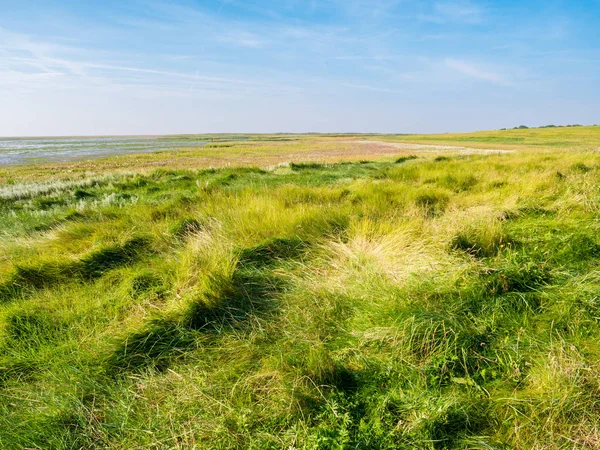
[395,155,418,164]
[483,253,552,295]
[169,217,205,238]
[450,221,515,258]
[105,318,193,373]
[290,162,326,171]
[414,189,450,217]
[237,236,307,268]
[78,235,153,279]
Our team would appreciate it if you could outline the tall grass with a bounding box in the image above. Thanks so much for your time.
[0,138,599,448]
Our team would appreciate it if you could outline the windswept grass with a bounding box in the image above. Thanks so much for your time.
[0,131,599,448]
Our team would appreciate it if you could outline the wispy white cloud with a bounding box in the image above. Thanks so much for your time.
[444,58,511,85]
[223,0,403,20]
[328,0,403,19]
[329,55,397,63]
[87,63,278,88]
[214,31,269,48]
[0,27,293,98]
[340,82,404,93]
[419,1,484,24]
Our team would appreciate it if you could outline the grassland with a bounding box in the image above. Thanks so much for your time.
[1,127,600,449]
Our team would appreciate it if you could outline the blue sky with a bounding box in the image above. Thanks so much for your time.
[0,0,599,136]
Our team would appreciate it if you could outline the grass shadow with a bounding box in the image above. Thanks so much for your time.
[106,236,305,375]
[0,235,153,303]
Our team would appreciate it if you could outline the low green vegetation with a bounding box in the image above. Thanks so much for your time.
[381,125,600,149]
[1,132,600,449]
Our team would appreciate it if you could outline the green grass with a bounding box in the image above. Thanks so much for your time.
[381,125,600,150]
[0,131,600,448]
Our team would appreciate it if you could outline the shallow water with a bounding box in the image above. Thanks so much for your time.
[0,137,207,165]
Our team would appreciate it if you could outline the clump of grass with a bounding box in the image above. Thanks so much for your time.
[32,196,68,210]
[11,262,68,290]
[502,205,554,220]
[105,318,193,373]
[559,232,600,261]
[4,308,60,344]
[0,235,153,302]
[73,189,94,199]
[571,162,591,173]
[299,344,360,392]
[395,155,418,164]
[78,235,153,279]
[0,360,39,387]
[290,162,326,171]
[185,269,282,331]
[425,403,489,450]
[483,253,552,295]
[439,173,478,192]
[201,172,239,192]
[237,236,307,268]
[107,235,300,375]
[129,270,168,298]
[414,189,450,217]
[168,217,205,238]
[450,222,515,258]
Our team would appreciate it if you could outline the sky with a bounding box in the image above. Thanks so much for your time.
[0,0,599,136]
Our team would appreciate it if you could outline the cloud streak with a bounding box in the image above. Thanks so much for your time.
[0,26,294,98]
[419,1,484,24]
[444,58,511,85]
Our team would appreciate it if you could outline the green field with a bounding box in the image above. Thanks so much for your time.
[1,127,600,449]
